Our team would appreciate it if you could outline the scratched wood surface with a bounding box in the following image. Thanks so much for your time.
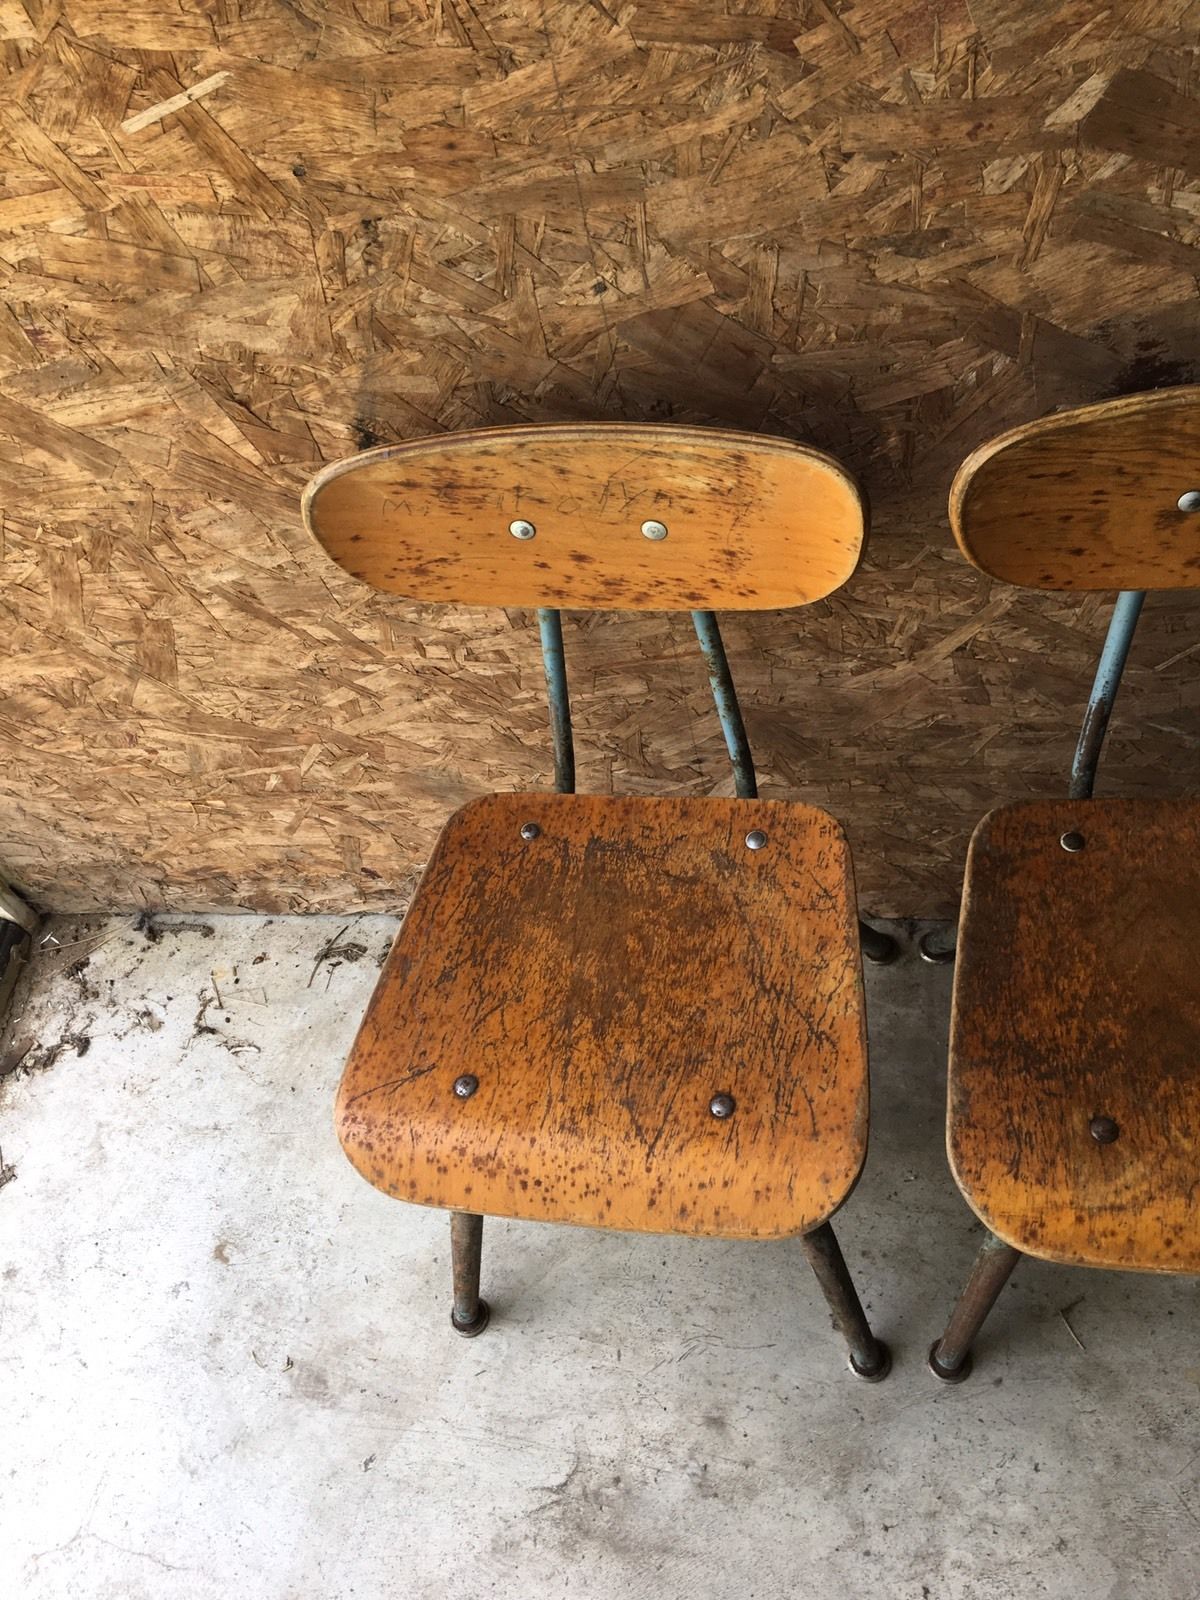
[951,387,1200,590]
[2,3,1199,915]
[336,792,867,1237]
[948,797,1200,1272]
[303,423,865,609]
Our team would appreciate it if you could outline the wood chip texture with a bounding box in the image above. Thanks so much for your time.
[1,2,1198,916]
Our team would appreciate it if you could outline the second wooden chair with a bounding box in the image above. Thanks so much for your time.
[929,387,1200,1380]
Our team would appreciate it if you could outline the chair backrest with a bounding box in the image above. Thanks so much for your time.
[302,422,865,612]
[304,422,868,801]
[949,386,1200,592]
[948,386,1200,799]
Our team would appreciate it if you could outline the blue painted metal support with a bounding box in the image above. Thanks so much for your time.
[537,607,575,794]
[691,610,757,800]
[689,609,894,961]
[1068,589,1146,800]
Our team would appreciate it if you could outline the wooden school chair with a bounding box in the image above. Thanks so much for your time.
[303,422,895,1380]
[928,386,1200,1381]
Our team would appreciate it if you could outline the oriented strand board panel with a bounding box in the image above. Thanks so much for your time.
[1,1,1199,917]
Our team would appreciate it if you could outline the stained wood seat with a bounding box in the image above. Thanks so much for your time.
[337,793,867,1240]
[949,797,1200,1272]
[930,386,1200,1382]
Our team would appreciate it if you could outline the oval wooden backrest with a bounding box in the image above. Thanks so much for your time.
[302,423,865,611]
[949,386,1200,591]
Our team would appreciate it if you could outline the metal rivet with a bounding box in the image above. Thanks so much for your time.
[1060,831,1086,853]
[709,1093,736,1119]
[453,1074,479,1099]
[520,821,540,841]
[509,519,536,539]
[641,519,668,541]
[1089,1114,1119,1145]
[1177,490,1200,513]
[745,829,768,851]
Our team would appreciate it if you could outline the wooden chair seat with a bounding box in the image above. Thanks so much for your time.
[948,797,1200,1272]
[336,793,868,1241]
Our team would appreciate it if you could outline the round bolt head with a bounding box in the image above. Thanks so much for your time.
[509,519,536,540]
[709,1092,736,1119]
[1177,490,1200,513]
[641,519,668,541]
[452,1074,479,1099]
[519,821,541,841]
[745,828,768,851]
[1089,1114,1119,1145]
[1060,830,1086,853]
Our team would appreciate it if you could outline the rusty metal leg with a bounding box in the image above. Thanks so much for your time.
[800,1222,891,1381]
[928,1229,1021,1382]
[449,1211,490,1337]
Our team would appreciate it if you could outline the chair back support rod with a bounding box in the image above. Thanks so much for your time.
[691,610,758,800]
[1068,589,1146,800]
[536,606,756,799]
[537,607,575,795]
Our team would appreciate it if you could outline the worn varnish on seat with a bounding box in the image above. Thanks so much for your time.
[949,386,1200,591]
[948,797,1200,1272]
[303,423,864,610]
[337,792,867,1240]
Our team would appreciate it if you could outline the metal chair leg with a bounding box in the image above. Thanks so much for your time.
[928,1229,1021,1382]
[859,918,899,965]
[449,1211,491,1337]
[800,1221,891,1380]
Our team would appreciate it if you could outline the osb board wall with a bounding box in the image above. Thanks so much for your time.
[1,1,1199,918]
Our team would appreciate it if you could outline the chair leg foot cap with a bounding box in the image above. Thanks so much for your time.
[918,932,956,965]
[451,1299,491,1338]
[861,932,900,966]
[927,1340,972,1383]
[850,1340,892,1382]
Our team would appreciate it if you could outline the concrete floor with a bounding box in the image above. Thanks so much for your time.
[1,914,1197,1600]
